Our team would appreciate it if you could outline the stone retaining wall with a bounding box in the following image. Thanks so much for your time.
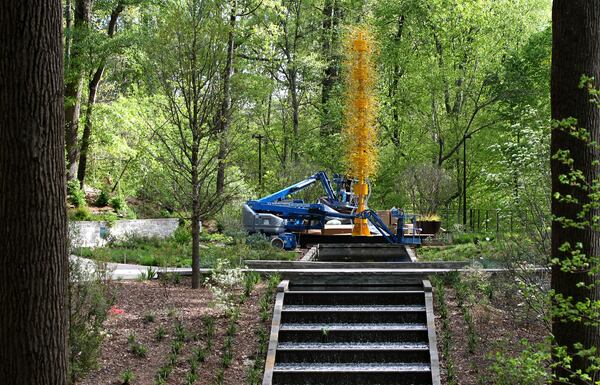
[70,218,181,248]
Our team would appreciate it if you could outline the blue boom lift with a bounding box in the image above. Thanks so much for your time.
[242,171,420,249]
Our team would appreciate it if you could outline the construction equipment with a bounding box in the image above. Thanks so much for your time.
[242,29,420,250]
[242,171,420,249]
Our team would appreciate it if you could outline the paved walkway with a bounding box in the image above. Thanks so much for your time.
[69,255,191,280]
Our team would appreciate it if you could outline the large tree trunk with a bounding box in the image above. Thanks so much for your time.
[64,0,91,180]
[215,0,236,195]
[551,1,600,384]
[0,2,69,384]
[77,3,123,187]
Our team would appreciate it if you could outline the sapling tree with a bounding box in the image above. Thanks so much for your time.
[145,0,235,288]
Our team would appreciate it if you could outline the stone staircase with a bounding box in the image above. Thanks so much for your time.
[263,280,440,385]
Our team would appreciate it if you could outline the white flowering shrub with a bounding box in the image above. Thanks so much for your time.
[205,260,244,312]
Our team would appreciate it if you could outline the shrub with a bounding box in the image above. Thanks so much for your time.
[142,311,155,323]
[67,179,86,208]
[244,271,261,297]
[95,190,110,207]
[205,260,244,312]
[172,224,192,245]
[127,334,148,358]
[245,233,272,250]
[490,340,551,385]
[68,257,115,384]
[155,326,167,341]
[110,195,126,211]
[121,368,135,384]
[70,206,93,221]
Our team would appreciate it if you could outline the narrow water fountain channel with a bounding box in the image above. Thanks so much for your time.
[261,244,441,385]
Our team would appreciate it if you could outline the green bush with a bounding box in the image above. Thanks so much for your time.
[490,341,550,385]
[95,190,110,207]
[70,207,93,221]
[110,195,126,211]
[78,233,294,269]
[452,231,495,245]
[245,233,272,250]
[120,368,135,384]
[172,225,192,245]
[67,180,86,208]
[68,258,115,384]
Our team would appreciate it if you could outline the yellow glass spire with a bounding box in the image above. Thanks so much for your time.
[344,28,378,236]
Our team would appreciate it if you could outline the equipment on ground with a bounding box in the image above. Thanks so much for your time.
[242,171,420,250]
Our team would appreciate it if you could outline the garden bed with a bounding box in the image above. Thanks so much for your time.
[432,272,549,385]
[75,233,296,268]
[79,276,277,385]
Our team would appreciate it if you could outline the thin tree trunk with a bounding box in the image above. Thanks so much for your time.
[551,2,600,383]
[320,0,339,135]
[216,0,236,195]
[389,14,404,147]
[290,71,299,163]
[77,3,123,187]
[65,0,72,69]
[77,68,102,187]
[0,2,69,383]
[64,0,91,180]
[191,144,201,289]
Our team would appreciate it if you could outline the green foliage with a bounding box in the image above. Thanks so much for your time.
[95,190,110,207]
[154,326,166,341]
[127,334,148,358]
[70,206,93,221]
[77,233,294,268]
[68,257,115,384]
[172,224,192,245]
[245,233,272,250]
[110,195,126,211]
[490,340,551,385]
[244,271,261,297]
[142,311,155,323]
[120,368,135,385]
[68,179,86,208]
[418,242,498,263]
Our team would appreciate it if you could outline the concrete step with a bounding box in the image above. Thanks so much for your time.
[281,309,426,324]
[276,348,431,364]
[288,284,425,291]
[263,278,440,385]
[276,342,430,351]
[277,328,429,344]
[283,291,425,306]
[245,260,468,270]
[282,304,426,311]
[279,323,427,331]
[272,363,432,385]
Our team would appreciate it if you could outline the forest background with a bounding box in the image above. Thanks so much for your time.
[63,0,553,226]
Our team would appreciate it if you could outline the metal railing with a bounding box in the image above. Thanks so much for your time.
[437,208,542,234]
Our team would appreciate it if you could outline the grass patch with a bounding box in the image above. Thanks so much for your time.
[418,242,498,263]
[75,232,294,268]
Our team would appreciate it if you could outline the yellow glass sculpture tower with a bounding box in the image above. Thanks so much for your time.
[345,28,377,236]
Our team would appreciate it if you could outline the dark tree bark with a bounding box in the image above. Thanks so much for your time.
[551,1,600,384]
[215,0,236,195]
[388,14,404,147]
[77,3,124,187]
[320,0,340,136]
[0,2,68,384]
[65,0,91,180]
